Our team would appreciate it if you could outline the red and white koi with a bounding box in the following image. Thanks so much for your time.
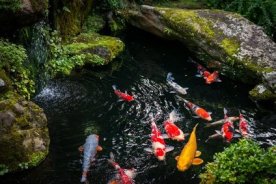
[196,65,222,84]
[163,110,185,141]
[182,98,212,121]
[112,85,134,102]
[108,152,136,184]
[238,112,249,137]
[220,108,234,142]
[144,120,174,161]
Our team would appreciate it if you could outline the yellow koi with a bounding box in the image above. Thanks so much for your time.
[175,123,203,171]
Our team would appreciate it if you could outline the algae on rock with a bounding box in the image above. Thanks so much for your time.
[46,33,125,77]
[0,91,49,174]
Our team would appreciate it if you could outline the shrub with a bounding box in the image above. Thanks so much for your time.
[200,139,276,184]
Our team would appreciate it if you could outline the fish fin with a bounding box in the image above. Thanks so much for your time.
[117,99,124,102]
[235,129,240,133]
[112,85,117,90]
[195,151,201,157]
[144,148,153,153]
[192,115,200,118]
[205,124,211,128]
[125,90,127,94]
[208,112,212,115]
[162,134,169,139]
[175,156,179,161]
[234,133,242,138]
[165,146,174,152]
[215,130,222,135]
[183,88,189,90]
[184,133,189,137]
[167,72,174,81]
[169,91,176,94]
[110,152,115,161]
[216,78,222,82]
[192,158,204,165]
[80,175,87,183]
[195,74,202,78]
[223,108,228,117]
[125,169,137,179]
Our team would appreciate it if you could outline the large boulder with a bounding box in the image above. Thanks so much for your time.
[0,0,48,33]
[0,92,49,175]
[121,5,276,102]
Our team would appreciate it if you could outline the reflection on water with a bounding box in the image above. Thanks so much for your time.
[1,29,275,184]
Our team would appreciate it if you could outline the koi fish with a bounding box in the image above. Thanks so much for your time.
[108,152,136,184]
[205,116,239,128]
[237,112,249,137]
[166,72,188,95]
[112,85,134,102]
[144,120,174,161]
[182,98,212,121]
[79,134,102,183]
[175,124,203,172]
[163,110,186,141]
[206,109,236,142]
[196,65,222,84]
[205,71,222,84]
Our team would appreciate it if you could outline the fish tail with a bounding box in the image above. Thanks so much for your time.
[167,72,174,81]
[80,175,87,183]
[108,152,120,169]
[112,85,117,90]
[169,110,182,122]
[194,123,199,130]
[223,108,228,118]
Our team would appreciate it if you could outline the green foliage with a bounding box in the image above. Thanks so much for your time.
[205,0,276,37]
[0,40,35,99]
[0,0,21,12]
[0,164,9,175]
[82,14,106,33]
[200,139,276,184]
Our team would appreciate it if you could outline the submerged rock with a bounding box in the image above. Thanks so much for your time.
[122,5,276,102]
[0,0,48,33]
[0,92,49,175]
[47,33,125,76]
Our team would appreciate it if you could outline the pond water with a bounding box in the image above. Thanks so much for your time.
[1,28,276,184]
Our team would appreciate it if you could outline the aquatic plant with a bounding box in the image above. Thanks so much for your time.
[205,0,276,38]
[200,139,276,184]
[0,40,35,99]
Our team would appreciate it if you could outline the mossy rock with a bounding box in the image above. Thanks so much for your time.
[0,0,48,33]
[52,0,93,37]
[122,5,276,103]
[46,33,125,77]
[249,84,276,101]
[82,13,106,33]
[0,91,49,175]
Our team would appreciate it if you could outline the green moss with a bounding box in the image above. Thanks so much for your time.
[0,0,21,12]
[28,151,48,167]
[82,14,106,33]
[249,84,276,101]
[158,8,215,40]
[46,33,125,77]
[54,0,93,37]
[221,38,239,56]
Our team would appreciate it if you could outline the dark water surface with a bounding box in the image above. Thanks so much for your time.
[1,29,276,184]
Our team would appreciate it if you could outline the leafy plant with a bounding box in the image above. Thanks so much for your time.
[0,164,9,175]
[0,40,35,99]
[205,0,276,38]
[0,0,21,12]
[200,139,276,184]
